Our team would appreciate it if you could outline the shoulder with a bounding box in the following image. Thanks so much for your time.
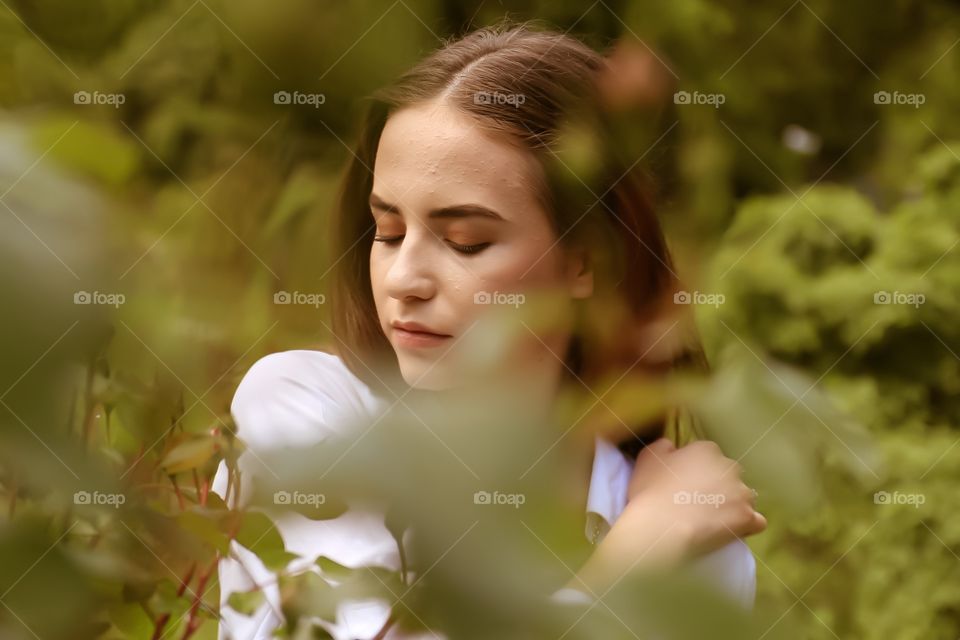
[231,350,386,450]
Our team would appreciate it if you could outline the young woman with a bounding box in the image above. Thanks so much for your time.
[212,22,766,639]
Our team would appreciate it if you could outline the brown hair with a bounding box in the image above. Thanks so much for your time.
[330,22,705,449]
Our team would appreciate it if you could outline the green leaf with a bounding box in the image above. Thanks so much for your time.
[279,571,337,624]
[161,437,218,475]
[234,511,293,570]
[178,510,229,554]
[107,601,155,638]
[315,556,353,579]
[227,589,266,616]
[31,117,140,186]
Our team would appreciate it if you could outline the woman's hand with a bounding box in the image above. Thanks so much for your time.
[569,437,766,595]
[625,437,766,553]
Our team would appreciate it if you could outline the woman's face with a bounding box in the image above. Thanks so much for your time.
[369,99,593,391]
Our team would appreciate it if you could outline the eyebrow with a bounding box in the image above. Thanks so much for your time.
[369,193,506,222]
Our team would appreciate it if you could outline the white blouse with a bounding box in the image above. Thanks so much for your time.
[211,350,756,639]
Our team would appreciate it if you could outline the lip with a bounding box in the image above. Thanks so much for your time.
[391,321,453,348]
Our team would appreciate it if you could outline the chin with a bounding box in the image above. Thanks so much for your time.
[398,361,456,391]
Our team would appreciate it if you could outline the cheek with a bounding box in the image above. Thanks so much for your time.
[368,252,389,304]
[474,237,565,291]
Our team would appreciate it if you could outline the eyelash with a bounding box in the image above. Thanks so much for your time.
[373,235,491,255]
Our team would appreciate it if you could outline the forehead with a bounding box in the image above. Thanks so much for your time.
[372,100,544,215]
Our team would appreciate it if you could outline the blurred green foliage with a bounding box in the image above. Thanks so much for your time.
[0,0,958,638]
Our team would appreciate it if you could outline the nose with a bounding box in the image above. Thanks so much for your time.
[382,230,437,302]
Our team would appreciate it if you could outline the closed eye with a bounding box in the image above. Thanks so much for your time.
[373,235,491,255]
[447,240,491,255]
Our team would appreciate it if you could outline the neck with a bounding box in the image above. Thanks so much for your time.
[405,333,597,512]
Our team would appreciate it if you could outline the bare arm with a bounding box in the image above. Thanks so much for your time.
[567,438,766,595]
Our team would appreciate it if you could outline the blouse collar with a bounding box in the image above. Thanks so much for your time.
[584,435,632,543]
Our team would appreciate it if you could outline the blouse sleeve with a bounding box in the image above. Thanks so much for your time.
[688,538,757,608]
[546,539,756,612]
[211,350,392,640]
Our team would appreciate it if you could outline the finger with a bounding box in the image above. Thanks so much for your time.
[751,510,767,534]
[728,460,744,478]
[715,459,743,482]
[689,439,721,454]
[632,438,674,474]
[648,437,676,453]
[637,437,675,462]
